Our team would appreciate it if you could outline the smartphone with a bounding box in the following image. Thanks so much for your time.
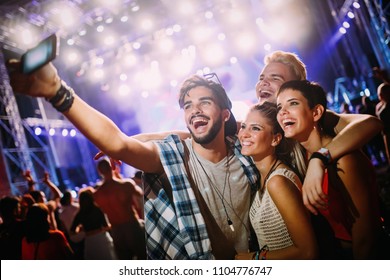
[21,33,58,74]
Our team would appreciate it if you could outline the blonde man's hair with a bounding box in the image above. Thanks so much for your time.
[264,50,307,80]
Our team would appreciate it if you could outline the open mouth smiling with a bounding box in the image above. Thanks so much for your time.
[191,117,209,129]
[258,90,274,100]
[282,119,296,129]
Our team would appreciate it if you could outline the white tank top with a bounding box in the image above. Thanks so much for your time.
[249,168,301,250]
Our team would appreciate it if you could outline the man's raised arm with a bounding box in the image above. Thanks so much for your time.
[8,60,163,174]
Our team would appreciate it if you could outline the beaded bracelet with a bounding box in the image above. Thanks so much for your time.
[260,245,269,260]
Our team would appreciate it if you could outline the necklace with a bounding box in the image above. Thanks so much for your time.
[259,159,281,199]
[192,144,235,232]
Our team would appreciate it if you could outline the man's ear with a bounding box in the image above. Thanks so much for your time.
[223,109,230,122]
[313,104,325,122]
[272,133,282,147]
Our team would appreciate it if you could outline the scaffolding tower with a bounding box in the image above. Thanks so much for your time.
[0,49,39,195]
[0,49,97,196]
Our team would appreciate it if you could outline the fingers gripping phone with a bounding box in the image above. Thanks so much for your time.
[21,33,59,74]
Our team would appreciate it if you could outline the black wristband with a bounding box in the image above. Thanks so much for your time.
[309,152,330,166]
[47,82,67,105]
[55,88,74,112]
[47,81,75,112]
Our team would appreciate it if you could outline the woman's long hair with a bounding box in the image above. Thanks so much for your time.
[250,102,306,181]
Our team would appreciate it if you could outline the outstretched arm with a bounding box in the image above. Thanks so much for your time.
[93,130,191,169]
[8,60,163,174]
[23,170,36,192]
[302,111,383,215]
[42,172,62,201]
[132,131,190,142]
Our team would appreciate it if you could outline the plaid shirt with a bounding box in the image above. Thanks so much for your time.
[143,134,259,259]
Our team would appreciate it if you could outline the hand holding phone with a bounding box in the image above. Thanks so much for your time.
[21,33,58,74]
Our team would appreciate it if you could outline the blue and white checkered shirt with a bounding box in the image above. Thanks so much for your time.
[143,134,259,259]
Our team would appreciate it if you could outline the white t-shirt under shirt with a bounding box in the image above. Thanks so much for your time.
[185,138,251,253]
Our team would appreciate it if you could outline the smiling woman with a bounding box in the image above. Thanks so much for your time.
[276,80,387,259]
[236,102,317,260]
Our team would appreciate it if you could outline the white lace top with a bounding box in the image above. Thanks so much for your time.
[249,168,301,250]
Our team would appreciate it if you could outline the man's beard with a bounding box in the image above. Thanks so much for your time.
[188,115,224,145]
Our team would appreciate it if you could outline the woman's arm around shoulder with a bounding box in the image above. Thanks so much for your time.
[303,111,383,215]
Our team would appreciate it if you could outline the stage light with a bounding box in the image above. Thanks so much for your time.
[95,57,104,65]
[70,129,77,137]
[230,56,238,64]
[172,24,181,33]
[65,50,80,65]
[97,25,104,32]
[120,73,127,81]
[256,17,264,26]
[339,27,347,34]
[347,12,355,19]
[133,42,141,50]
[121,15,129,22]
[205,11,213,19]
[353,2,360,9]
[343,21,351,29]
[131,5,140,12]
[202,67,211,75]
[67,38,75,45]
[34,127,42,136]
[49,128,55,136]
[62,129,69,137]
[78,29,87,36]
[165,27,174,36]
